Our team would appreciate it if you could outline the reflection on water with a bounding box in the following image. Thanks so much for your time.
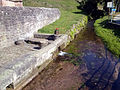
[64,21,120,90]
[79,49,120,90]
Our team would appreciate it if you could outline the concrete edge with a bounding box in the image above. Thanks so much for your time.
[0,34,68,90]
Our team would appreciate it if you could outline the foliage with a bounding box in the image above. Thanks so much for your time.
[94,16,120,56]
[23,0,87,34]
[76,0,113,19]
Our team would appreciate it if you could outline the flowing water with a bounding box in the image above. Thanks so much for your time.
[23,21,120,90]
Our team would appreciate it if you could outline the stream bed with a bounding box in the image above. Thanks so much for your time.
[23,21,120,90]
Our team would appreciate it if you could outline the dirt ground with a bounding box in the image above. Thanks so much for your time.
[22,59,88,90]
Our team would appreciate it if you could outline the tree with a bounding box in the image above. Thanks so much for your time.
[77,0,120,19]
[77,0,103,19]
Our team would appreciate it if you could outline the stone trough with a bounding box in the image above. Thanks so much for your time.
[0,33,68,90]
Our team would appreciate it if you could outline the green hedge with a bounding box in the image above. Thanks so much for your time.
[94,16,120,56]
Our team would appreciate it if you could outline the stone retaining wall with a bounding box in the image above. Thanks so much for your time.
[0,7,60,49]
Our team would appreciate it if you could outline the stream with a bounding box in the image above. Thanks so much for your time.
[23,21,120,90]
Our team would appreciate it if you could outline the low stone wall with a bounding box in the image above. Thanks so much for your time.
[0,6,60,49]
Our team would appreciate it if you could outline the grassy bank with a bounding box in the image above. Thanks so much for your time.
[23,0,87,34]
[94,16,120,56]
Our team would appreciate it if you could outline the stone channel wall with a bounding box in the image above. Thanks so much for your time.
[0,15,88,90]
[0,34,68,90]
[0,6,60,49]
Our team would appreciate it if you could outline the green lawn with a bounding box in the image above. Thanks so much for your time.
[23,0,86,34]
[94,16,120,56]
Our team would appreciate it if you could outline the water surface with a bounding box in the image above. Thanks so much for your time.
[23,21,120,90]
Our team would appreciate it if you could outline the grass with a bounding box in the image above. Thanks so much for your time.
[23,0,86,34]
[94,16,120,56]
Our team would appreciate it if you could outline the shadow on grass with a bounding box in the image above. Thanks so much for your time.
[72,11,92,20]
[72,11,87,15]
[99,20,120,38]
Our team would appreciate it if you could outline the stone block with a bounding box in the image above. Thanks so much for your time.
[0,68,14,90]
[2,0,15,6]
